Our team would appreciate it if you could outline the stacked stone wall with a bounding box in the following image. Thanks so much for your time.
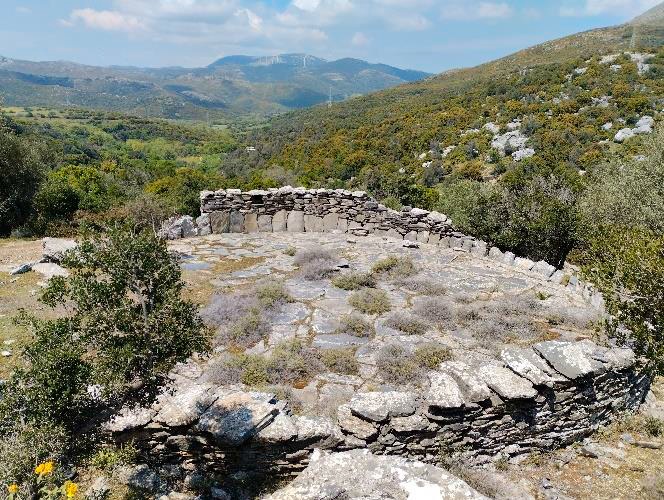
[109,340,650,482]
[194,187,603,308]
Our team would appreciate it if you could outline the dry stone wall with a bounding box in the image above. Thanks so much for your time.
[108,340,650,483]
[193,187,604,308]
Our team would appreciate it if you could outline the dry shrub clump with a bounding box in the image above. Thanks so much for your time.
[295,248,338,280]
[413,297,456,330]
[376,344,419,384]
[397,277,447,296]
[335,314,375,338]
[332,272,376,290]
[349,288,391,315]
[384,312,430,335]
[456,295,541,342]
[371,255,418,280]
[320,348,359,375]
[205,341,324,387]
[202,280,292,348]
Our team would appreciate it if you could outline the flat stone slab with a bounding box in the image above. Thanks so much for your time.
[427,371,465,409]
[534,341,606,379]
[254,413,298,444]
[337,405,379,440]
[349,391,418,422]
[153,383,218,427]
[439,361,492,403]
[477,364,538,400]
[195,392,279,446]
[312,333,370,350]
[501,347,569,386]
[264,449,488,500]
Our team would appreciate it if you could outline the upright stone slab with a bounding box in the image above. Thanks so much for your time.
[272,210,288,232]
[258,215,273,233]
[287,211,305,232]
[245,213,259,233]
[209,212,230,233]
[230,211,245,233]
[323,213,340,232]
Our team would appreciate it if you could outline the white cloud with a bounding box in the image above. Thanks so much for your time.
[351,31,369,46]
[560,0,661,17]
[63,9,146,32]
[442,1,513,20]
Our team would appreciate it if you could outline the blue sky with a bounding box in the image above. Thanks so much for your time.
[1,1,661,72]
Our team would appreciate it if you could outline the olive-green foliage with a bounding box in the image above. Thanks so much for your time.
[0,225,209,442]
[376,344,419,384]
[349,289,391,315]
[414,344,454,369]
[145,167,223,216]
[320,348,359,375]
[335,314,375,338]
[332,272,377,290]
[579,130,664,373]
[88,443,138,471]
[371,255,418,279]
[228,309,271,348]
[0,121,49,236]
[255,281,293,308]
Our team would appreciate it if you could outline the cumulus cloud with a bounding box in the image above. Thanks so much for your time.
[351,31,370,46]
[560,0,661,17]
[441,1,513,20]
[62,8,146,32]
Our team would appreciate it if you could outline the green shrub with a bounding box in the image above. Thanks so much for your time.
[320,349,359,375]
[349,289,391,315]
[89,443,138,471]
[227,309,270,348]
[414,344,454,369]
[335,314,375,338]
[266,341,324,385]
[256,281,293,308]
[371,256,418,279]
[644,417,664,438]
[332,272,376,291]
[241,355,269,386]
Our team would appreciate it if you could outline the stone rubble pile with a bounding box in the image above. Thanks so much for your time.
[107,339,650,482]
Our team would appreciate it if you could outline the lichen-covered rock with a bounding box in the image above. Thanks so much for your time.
[337,404,378,440]
[42,237,77,262]
[427,371,465,409]
[534,341,606,379]
[349,391,418,422]
[477,364,538,400]
[263,449,488,500]
[501,347,568,387]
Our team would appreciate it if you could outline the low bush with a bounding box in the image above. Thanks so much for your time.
[371,255,418,279]
[413,298,455,329]
[414,344,454,369]
[376,344,419,385]
[320,349,359,375]
[349,289,391,315]
[384,313,430,335]
[455,297,539,342]
[397,278,447,296]
[256,281,293,308]
[332,272,376,291]
[226,309,271,348]
[335,314,375,338]
[283,246,297,256]
[644,417,664,438]
[200,291,258,327]
[295,248,338,280]
[266,341,324,385]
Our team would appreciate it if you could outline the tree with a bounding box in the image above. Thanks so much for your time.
[0,126,46,236]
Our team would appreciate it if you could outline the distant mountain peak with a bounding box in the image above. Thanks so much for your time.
[630,1,664,25]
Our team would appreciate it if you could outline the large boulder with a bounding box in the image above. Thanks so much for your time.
[264,449,488,499]
[42,237,77,263]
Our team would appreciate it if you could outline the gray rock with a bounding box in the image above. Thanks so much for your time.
[153,383,218,427]
[389,413,429,433]
[85,476,110,500]
[42,237,77,262]
[323,213,340,232]
[264,449,488,500]
[531,260,556,278]
[293,415,343,446]
[258,214,273,232]
[287,211,305,232]
[439,361,492,403]
[195,391,279,446]
[514,257,535,271]
[501,347,568,386]
[477,364,537,400]
[196,214,212,236]
[31,262,68,279]
[533,341,606,379]
[304,214,324,233]
[349,391,418,422]
[229,211,245,233]
[116,465,161,491]
[244,213,259,233]
[10,263,32,275]
[210,212,230,233]
[427,371,465,409]
[337,404,378,440]
[254,413,298,444]
[272,210,288,232]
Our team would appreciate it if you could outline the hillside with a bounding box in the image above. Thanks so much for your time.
[234,10,664,204]
[0,53,429,121]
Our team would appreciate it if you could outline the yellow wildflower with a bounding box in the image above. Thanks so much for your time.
[64,481,78,498]
[7,484,19,494]
[34,461,54,475]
